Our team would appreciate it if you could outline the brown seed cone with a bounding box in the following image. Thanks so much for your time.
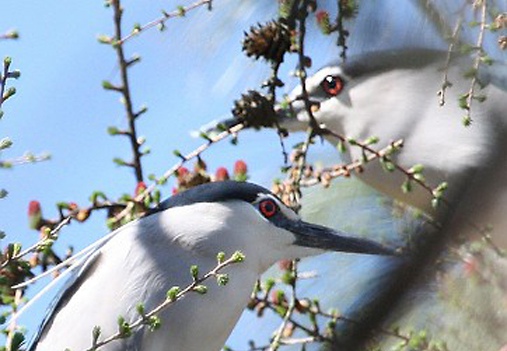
[242,21,290,62]
[231,90,277,129]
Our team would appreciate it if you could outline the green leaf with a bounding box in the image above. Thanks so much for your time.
[408,164,424,174]
[199,132,213,142]
[97,34,113,44]
[412,173,426,183]
[89,191,108,204]
[172,149,184,159]
[401,179,412,193]
[132,23,141,33]
[153,190,161,205]
[193,285,208,294]
[336,140,347,153]
[0,161,13,169]
[264,278,276,292]
[216,274,229,286]
[102,80,118,91]
[166,286,180,301]
[157,22,167,32]
[231,251,245,263]
[473,94,487,103]
[281,271,295,285]
[108,126,121,135]
[148,316,161,331]
[136,303,145,316]
[9,332,25,351]
[434,181,448,195]
[458,94,470,110]
[7,70,21,79]
[137,105,148,116]
[347,138,357,146]
[177,5,186,16]
[3,87,16,100]
[365,136,379,145]
[92,325,101,343]
[113,157,128,166]
[8,243,22,257]
[380,158,395,172]
[117,316,132,337]
[190,265,199,281]
[216,251,225,264]
[462,115,472,126]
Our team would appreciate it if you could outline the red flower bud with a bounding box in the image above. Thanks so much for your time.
[315,10,329,23]
[234,160,247,175]
[215,167,230,181]
[177,167,189,179]
[135,181,147,196]
[234,160,248,181]
[278,259,293,271]
[28,200,43,230]
[315,10,332,34]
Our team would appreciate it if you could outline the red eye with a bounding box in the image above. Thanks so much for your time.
[321,75,344,96]
[259,199,279,218]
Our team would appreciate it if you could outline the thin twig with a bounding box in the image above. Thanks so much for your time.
[299,139,404,187]
[109,123,245,226]
[0,153,51,168]
[117,0,213,45]
[322,128,505,256]
[0,216,73,269]
[111,0,144,182]
[438,15,463,106]
[462,0,488,126]
[269,261,298,351]
[0,57,11,108]
[5,289,22,351]
[279,0,321,211]
[268,60,289,165]
[296,0,319,131]
[324,129,438,200]
[0,30,18,41]
[85,252,242,351]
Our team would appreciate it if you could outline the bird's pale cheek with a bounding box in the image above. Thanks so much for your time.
[315,102,348,134]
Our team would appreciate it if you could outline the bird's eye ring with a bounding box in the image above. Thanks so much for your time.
[259,199,279,218]
[321,75,344,97]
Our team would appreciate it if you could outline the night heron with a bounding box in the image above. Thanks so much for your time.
[280,48,507,248]
[28,181,393,351]
[204,49,507,349]
[211,49,507,248]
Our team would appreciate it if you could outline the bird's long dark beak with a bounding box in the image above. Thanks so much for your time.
[284,218,395,256]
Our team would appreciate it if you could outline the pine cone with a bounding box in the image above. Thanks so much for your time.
[242,21,290,62]
[232,90,277,129]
